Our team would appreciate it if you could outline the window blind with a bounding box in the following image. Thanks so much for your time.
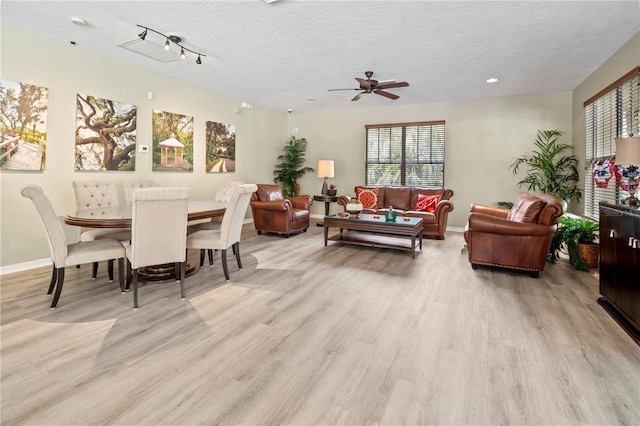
[365,121,445,187]
[584,67,639,220]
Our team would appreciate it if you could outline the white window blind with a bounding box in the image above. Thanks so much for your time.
[365,121,445,187]
[584,67,639,220]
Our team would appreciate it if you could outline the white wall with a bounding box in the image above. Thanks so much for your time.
[0,25,288,268]
[291,92,573,228]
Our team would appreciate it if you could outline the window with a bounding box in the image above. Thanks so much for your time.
[365,121,445,187]
[584,67,639,220]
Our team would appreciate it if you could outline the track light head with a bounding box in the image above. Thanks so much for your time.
[196,55,202,65]
[180,48,186,59]
[164,38,171,50]
[138,29,147,40]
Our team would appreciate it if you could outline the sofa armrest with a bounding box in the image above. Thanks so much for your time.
[289,195,313,210]
[467,212,556,236]
[337,195,352,211]
[250,199,291,212]
[469,203,509,218]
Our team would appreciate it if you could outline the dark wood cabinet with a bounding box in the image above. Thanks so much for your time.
[598,202,640,344]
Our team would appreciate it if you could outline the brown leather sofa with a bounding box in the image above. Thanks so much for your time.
[464,193,566,277]
[337,185,454,239]
[250,184,313,237]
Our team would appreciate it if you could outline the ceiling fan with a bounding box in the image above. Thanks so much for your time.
[328,71,409,101]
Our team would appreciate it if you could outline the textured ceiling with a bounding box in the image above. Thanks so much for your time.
[2,1,639,114]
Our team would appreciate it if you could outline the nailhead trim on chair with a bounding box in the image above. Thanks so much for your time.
[472,260,541,272]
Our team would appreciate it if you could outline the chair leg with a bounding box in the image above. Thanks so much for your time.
[233,242,242,269]
[133,269,139,309]
[179,261,186,299]
[51,267,65,309]
[199,249,205,267]
[125,260,132,291]
[92,262,98,279]
[221,249,230,281]
[118,258,125,293]
[48,264,57,295]
[208,249,214,265]
[108,259,114,282]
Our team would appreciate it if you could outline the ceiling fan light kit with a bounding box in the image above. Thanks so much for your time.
[329,71,409,101]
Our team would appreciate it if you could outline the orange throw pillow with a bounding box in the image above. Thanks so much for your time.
[356,188,379,209]
[415,194,441,212]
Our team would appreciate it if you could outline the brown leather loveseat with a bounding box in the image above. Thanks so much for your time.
[464,193,566,277]
[250,184,313,237]
[337,185,454,239]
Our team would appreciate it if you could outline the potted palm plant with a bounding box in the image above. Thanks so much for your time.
[548,215,599,271]
[273,136,314,197]
[509,129,582,204]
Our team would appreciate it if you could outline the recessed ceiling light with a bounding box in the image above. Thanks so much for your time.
[307,98,317,102]
[486,78,498,83]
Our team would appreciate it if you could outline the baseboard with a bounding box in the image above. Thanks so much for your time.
[1,258,52,276]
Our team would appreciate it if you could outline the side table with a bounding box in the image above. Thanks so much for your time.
[314,194,339,226]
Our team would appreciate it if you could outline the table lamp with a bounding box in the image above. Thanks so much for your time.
[615,136,640,206]
[318,160,335,195]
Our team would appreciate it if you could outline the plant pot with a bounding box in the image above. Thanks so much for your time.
[578,243,599,269]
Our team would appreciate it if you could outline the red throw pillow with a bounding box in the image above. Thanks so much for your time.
[356,188,379,209]
[415,194,441,212]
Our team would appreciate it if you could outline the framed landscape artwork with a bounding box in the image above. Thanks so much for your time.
[206,121,236,173]
[0,79,49,171]
[75,94,137,171]
[152,110,193,172]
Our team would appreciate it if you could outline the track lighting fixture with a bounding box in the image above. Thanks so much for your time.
[136,24,206,65]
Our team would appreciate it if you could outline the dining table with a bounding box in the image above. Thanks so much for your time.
[64,200,227,282]
[64,200,226,228]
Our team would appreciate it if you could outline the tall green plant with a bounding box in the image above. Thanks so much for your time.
[510,130,582,203]
[273,136,314,197]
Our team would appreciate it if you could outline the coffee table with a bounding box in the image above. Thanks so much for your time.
[323,213,423,258]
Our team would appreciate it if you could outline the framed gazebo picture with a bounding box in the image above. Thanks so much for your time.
[75,94,137,171]
[0,79,49,171]
[205,121,235,173]
[152,110,193,172]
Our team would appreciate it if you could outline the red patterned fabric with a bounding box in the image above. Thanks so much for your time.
[615,164,640,191]
[592,156,615,188]
[356,188,379,209]
[415,194,440,212]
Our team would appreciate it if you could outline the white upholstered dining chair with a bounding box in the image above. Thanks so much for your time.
[122,180,156,205]
[72,180,131,278]
[21,185,126,309]
[126,187,190,309]
[186,183,257,281]
[189,180,244,265]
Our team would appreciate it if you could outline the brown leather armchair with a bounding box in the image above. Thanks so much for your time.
[250,184,313,237]
[464,193,566,277]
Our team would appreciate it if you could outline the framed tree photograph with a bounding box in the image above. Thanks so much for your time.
[206,121,236,173]
[75,94,137,171]
[0,79,48,171]
[152,110,193,172]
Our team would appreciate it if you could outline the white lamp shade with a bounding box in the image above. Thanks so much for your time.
[615,137,640,165]
[317,160,335,178]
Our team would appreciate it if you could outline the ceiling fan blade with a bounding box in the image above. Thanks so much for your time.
[355,77,371,90]
[351,92,364,101]
[328,88,361,91]
[375,90,399,100]
[376,81,409,90]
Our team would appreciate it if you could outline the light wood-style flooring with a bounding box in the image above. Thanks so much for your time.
[1,223,639,425]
